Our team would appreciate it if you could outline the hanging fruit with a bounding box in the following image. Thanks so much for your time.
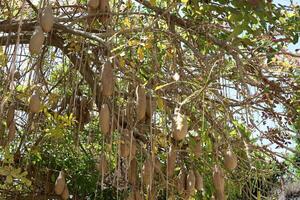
[61,185,69,200]
[29,94,41,113]
[195,170,203,191]
[213,165,225,198]
[54,171,66,195]
[191,136,202,159]
[177,169,186,194]
[99,103,110,135]
[99,0,110,23]
[142,157,154,187]
[136,85,146,121]
[8,120,16,143]
[172,109,188,141]
[101,60,114,97]
[6,105,15,127]
[120,130,130,158]
[87,7,98,26]
[129,136,137,159]
[224,149,237,170]
[88,0,99,9]
[96,153,108,176]
[154,156,162,173]
[186,170,196,195]
[29,26,45,55]
[128,158,137,186]
[40,5,54,33]
[167,145,176,177]
[135,191,144,200]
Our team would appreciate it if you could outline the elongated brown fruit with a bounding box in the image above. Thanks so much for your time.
[167,146,176,177]
[136,85,146,121]
[213,165,224,194]
[87,7,98,26]
[120,130,130,157]
[6,105,15,127]
[195,170,203,191]
[29,94,41,113]
[96,154,108,176]
[55,171,66,195]
[177,169,186,194]
[29,26,45,55]
[101,61,114,97]
[173,111,188,141]
[154,156,162,173]
[224,149,237,170]
[128,158,137,186]
[129,135,137,159]
[61,185,69,200]
[186,170,196,195]
[215,190,226,200]
[192,136,202,159]
[99,0,110,23]
[88,0,99,9]
[142,157,154,187]
[8,120,16,143]
[40,5,54,33]
[135,191,144,200]
[99,104,110,134]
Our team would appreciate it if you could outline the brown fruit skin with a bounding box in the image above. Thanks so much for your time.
[215,191,226,200]
[224,150,237,170]
[101,61,114,97]
[99,104,110,135]
[29,27,45,55]
[192,137,202,159]
[40,5,54,33]
[88,0,99,9]
[142,158,154,187]
[6,105,15,127]
[87,7,98,26]
[135,191,144,200]
[120,141,130,157]
[186,170,196,195]
[167,146,176,177]
[96,154,108,176]
[55,171,66,195]
[61,185,69,200]
[136,86,146,121]
[99,0,110,23]
[128,158,137,186]
[120,130,130,158]
[172,112,188,141]
[177,170,186,194]
[29,94,41,113]
[129,136,137,159]
[213,165,224,195]
[154,156,162,173]
[195,170,203,191]
[8,120,16,143]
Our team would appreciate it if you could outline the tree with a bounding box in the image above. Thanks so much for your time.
[0,0,299,199]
